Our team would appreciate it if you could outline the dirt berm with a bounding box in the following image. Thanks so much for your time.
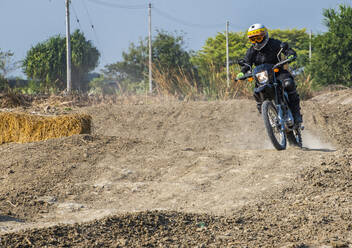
[0,89,351,247]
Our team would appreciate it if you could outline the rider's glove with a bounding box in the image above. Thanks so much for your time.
[236,72,244,79]
[288,55,295,60]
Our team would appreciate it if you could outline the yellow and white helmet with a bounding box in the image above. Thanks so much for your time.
[247,23,269,50]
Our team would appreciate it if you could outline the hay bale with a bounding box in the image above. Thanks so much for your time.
[0,112,91,144]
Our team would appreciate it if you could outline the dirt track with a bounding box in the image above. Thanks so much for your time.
[0,90,351,247]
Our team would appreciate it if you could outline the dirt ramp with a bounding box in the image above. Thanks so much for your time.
[86,100,275,150]
[87,99,338,151]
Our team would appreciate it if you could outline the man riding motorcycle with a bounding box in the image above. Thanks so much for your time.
[237,23,303,125]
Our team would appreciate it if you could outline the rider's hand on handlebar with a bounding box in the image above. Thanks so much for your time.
[288,55,296,60]
[236,72,244,80]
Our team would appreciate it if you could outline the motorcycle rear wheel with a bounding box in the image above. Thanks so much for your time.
[262,100,287,150]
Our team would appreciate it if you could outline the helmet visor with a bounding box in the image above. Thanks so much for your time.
[249,35,265,44]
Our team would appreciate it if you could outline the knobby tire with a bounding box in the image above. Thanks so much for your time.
[262,100,287,150]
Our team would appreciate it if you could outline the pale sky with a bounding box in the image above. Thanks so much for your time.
[0,0,348,77]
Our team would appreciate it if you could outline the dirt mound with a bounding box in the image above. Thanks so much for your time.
[303,89,352,148]
[0,134,143,222]
[311,88,352,105]
[0,90,351,247]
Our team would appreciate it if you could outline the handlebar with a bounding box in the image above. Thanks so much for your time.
[273,56,296,69]
[235,72,252,82]
[235,56,296,82]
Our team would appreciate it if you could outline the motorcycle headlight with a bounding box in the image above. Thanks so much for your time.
[256,71,269,84]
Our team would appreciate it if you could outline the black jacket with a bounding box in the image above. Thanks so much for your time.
[241,38,296,74]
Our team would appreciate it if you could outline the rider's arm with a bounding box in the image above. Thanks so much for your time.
[283,44,297,58]
[241,47,254,73]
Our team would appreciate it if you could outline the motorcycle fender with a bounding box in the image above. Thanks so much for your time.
[254,84,272,95]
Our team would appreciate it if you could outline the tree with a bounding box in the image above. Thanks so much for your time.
[103,30,194,82]
[191,31,249,84]
[71,30,101,90]
[22,30,100,92]
[270,29,310,70]
[0,50,17,91]
[102,39,148,84]
[152,30,193,73]
[152,30,196,96]
[102,30,196,95]
[0,50,19,78]
[192,31,249,69]
[307,4,352,87]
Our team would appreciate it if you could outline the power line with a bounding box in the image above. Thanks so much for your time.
[153,6,224,29]
[154,6,246,31]
[71,1,83,30]
[85,1,223,29]
[81,0,95,30]
[82,0,108,66]
[86,0,146,10]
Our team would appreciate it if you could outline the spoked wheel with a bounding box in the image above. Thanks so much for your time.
[262,100,287,150]
[287,128,302,148]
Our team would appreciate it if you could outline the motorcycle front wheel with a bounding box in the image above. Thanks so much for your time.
[262,100,287,150]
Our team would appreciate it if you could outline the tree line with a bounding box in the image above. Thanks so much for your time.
[1,4,351,97]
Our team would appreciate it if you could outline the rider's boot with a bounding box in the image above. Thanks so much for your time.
[253,92,262,114]
[288,91,303,125]
[256,103,262,114]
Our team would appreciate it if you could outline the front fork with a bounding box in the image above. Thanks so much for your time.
[276,104,286,132]
[273,82,286,132]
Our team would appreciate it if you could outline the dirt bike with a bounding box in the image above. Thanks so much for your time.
[235,43,303,150]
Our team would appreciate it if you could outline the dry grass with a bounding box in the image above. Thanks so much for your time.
[152,64,253,100]
[152,65,198,100]
[0,92,31,108]
[0,112,91,144]
[296,73,314,100]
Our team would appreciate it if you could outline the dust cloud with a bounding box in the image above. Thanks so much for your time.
[302,130,336,151]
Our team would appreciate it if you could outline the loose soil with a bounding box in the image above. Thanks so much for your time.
[0,89,351,247]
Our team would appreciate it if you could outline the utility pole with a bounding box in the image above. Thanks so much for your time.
[226,21,230,88]
[148,3,152,94]
[309,29,312,63]
[66,0,72,93]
